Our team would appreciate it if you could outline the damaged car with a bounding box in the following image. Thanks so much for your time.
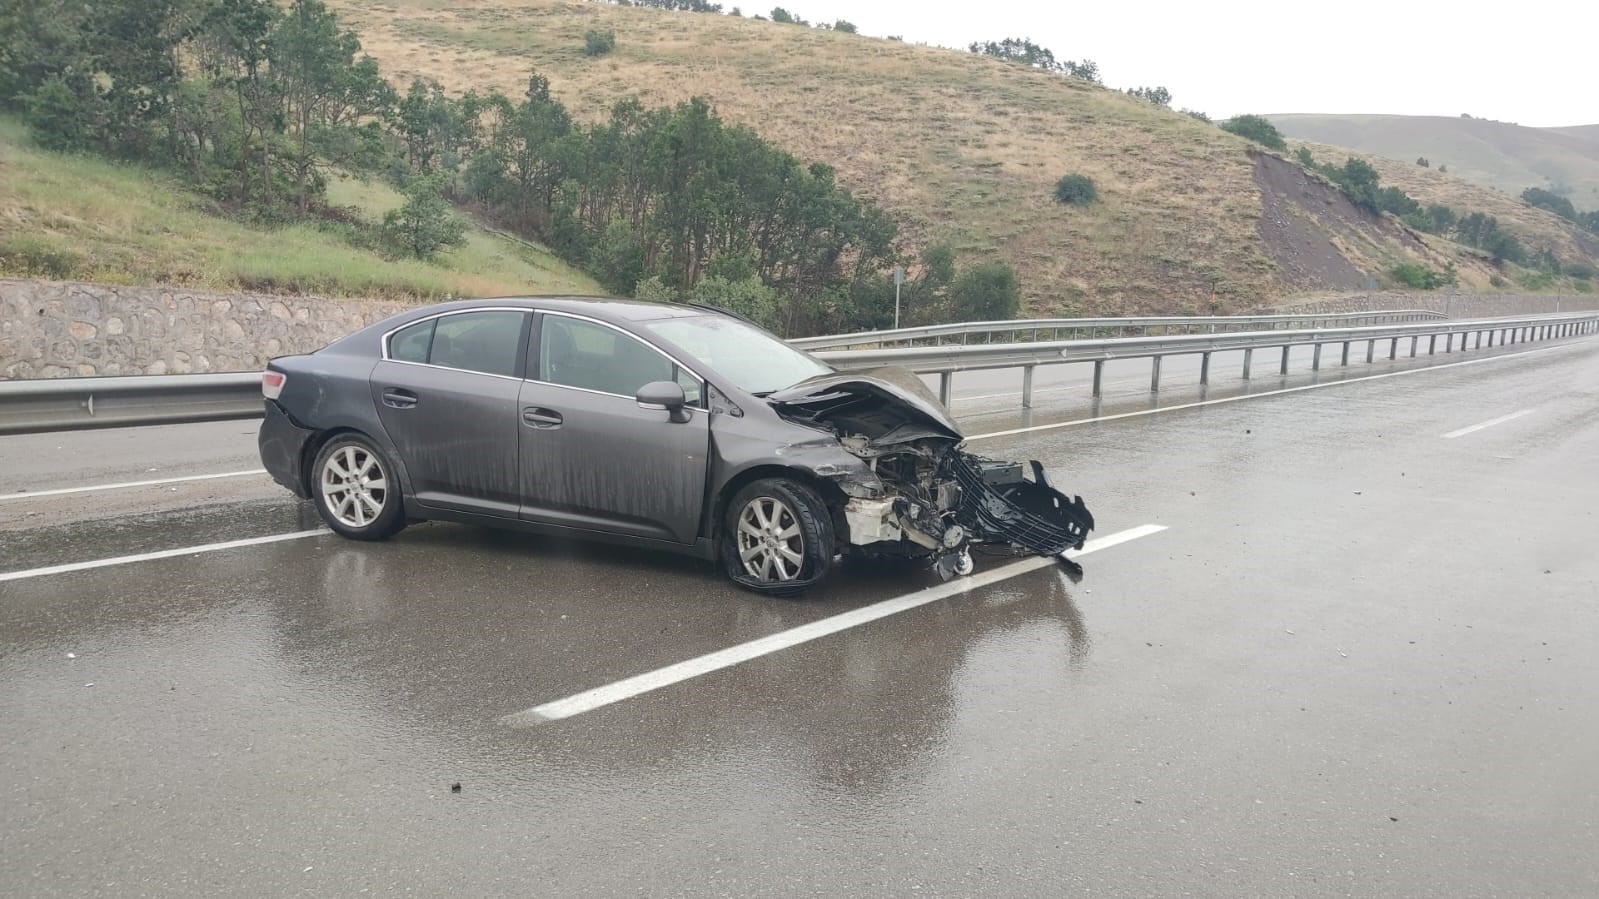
[258,297,1093,596]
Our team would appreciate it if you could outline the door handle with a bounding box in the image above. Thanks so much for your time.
[382,388,418,409]
[522,407,563,429]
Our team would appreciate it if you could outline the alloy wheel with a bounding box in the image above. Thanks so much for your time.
[321,444,388,529]
[736,495,804,582]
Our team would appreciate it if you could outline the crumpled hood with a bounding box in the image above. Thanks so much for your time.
[766,366,964,440]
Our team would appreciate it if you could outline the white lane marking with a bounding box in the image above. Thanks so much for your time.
[503,524,1168,726]
[965,342,1580,442]
[0,529,326,583]
[1441,408,1537,439]
[0,469,268,502]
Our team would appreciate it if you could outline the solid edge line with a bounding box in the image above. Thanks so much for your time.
[0,529,327,583]
[1441,408,1537,439]
[964,342,1581,442]
[502,523,1168,726]
[0,469,268,502]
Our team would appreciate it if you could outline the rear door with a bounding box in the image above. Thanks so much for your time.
[372,309,530,518]
[517,313,710,544]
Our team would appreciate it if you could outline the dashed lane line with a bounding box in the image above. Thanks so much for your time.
[0,469,268,502]
[0,529,326,583]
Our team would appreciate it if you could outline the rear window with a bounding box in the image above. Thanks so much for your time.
[389,319,434,363]
[427,311,526,377]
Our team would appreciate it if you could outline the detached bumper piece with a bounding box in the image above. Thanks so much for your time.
[946,453,1095,555]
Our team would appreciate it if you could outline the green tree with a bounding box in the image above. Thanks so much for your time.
[1220,114,1287,151]
[832,20,857,33]
[1054,173,1097,206]
[950,262,1020,321]
[382,174,467,260]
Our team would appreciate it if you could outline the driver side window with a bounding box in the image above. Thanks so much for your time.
[540,316,701,404]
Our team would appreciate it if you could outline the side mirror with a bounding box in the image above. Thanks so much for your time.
[636,381,691,423]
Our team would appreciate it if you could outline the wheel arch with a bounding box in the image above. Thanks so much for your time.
[711,464,848,546]
[301,427,413,504]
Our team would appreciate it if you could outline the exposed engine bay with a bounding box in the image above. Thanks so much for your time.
[768,369,1095,579]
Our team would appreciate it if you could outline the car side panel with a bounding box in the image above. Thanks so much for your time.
[266,353,417,498]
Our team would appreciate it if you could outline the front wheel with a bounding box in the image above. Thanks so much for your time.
[720,478,834,597]
[312,435,407,541]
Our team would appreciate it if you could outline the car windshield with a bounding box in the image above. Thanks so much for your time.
[642,314,831,395]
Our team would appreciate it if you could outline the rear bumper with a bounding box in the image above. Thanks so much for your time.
[258,401,316,498]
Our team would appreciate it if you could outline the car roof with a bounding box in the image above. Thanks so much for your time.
[422,295,708,324]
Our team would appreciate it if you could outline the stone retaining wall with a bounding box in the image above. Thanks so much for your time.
[0,279,408,378]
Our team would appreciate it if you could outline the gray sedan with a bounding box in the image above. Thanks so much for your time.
[258,297,1093,595]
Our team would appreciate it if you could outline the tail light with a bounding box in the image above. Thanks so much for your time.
[262,371,286,400]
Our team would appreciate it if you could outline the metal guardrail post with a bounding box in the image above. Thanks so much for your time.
[1242,348,1253,380]
[1312,344,1323,371]
[1365,340,1375,364]
[1200,352,1211,385]
[1280,346,1290,374]
[1021,365,1035,409]
[1410,337,1418,357]
[1389,338,1398,360]
[1150,356,1163,392]
[1340,342,1351,366]
[939,372,953,407]
[1092,360,1104,397]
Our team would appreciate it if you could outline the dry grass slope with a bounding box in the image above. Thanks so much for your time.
[1293,139,1599,270]
[1271,114,1599,212]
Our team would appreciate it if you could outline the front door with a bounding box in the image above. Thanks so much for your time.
[518,313,710,544]
[372,309,530,518]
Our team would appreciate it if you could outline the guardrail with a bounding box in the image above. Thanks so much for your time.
[789,310,1447,350]
[812,311,1599,406]
[0,312,1594,435]
[0,372,261,436]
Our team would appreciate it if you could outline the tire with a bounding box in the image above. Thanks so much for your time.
[311,434,407,541]
[720,478,834,597]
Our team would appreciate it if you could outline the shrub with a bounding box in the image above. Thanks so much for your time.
[589,220,644,294]
[1564,262,1596,280]
[1053,173,1097,206]
[1389,263,1448,290]
[583,28,616,57]
[1295,147,1315,168]
[1416,157,1430,167]
[832,19,857,33]
[1520,187,1577,221]
[950,262,1020,321]
[1220,114,1287,151]
[382,175,467,261]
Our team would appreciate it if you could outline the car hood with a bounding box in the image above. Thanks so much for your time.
[766,367,964,440]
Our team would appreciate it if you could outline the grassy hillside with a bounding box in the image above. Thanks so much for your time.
[330,0,1289,313]
[1270,114,1599,211]
[321,0,1597,311]
[0,118,600,300]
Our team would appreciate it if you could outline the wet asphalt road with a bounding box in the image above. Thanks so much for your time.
[3,338,1599,896]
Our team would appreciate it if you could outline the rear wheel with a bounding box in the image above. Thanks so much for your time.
[721,478,834,597]
[312,435,407,541]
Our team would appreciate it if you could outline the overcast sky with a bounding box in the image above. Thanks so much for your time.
[767,0,1594,127]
